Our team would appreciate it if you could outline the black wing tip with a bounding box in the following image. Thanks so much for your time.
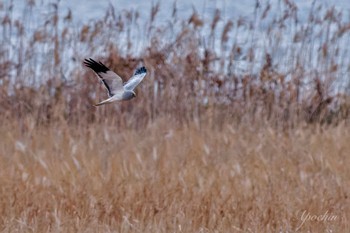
[83,58,95,66]
[83,58,109,73]
[134,66,147,75]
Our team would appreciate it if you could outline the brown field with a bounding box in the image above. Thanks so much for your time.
[1,1,350,232]
[0,120,349,232]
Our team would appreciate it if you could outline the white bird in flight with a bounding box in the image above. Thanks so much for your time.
[84,58,147,106]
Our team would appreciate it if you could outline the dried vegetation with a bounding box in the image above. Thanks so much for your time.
[0,1,349,232]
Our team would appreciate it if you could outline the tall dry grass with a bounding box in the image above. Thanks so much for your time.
[0,1,350,232]
[0,1,349,128]
[0,120,349,232]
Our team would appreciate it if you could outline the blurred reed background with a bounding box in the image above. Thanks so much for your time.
[1,0,349,129]
[0,0,349,232]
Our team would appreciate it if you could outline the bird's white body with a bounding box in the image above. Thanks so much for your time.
[84,58,147,106]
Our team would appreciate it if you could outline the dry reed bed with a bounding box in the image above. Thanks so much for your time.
[0,121,349,232]
[0,1,350,232]
[1,1,350,127]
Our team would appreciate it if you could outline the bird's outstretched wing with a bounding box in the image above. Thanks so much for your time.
[123,67,147,91]
[84,58,123,97]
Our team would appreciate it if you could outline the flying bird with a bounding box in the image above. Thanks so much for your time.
[83,58,147,106]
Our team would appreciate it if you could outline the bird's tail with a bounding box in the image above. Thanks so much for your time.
[94,98,112,107]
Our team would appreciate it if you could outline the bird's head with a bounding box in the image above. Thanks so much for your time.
[122,90,136,100]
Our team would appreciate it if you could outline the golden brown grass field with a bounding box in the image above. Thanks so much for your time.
[1,1,350,232]
[1,120,350,232]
